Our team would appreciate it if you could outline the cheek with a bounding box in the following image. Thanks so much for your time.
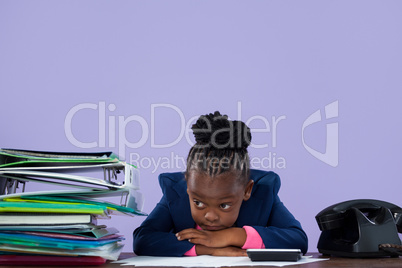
[188,200,201,219]
[220,208,241,226]
[190,207,203,223]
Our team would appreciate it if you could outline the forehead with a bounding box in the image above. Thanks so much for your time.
[186,172,244,199]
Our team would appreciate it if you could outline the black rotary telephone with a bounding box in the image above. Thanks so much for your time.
[316,199,402,258]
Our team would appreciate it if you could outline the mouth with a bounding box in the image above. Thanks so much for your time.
[202,225,224,231]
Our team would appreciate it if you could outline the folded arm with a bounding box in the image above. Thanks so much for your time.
[133,195,194,257]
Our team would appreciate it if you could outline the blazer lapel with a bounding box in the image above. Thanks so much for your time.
[169,176,195,231]
[236,196,264,227]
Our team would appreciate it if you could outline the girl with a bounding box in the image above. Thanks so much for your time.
[133,111,308,256]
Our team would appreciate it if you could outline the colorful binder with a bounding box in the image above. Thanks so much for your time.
[0,148,146,264]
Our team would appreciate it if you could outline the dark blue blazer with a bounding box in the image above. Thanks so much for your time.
[133,169,308,256]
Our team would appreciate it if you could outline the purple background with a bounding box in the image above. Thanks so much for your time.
[1,1,401,253]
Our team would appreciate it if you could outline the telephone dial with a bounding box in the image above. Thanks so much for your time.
[316,199,402,257]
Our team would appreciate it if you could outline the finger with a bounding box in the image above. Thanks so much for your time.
[177,230,205,241]
[240,249,248,257]
[176,228,200,236]
[176,228,194,239]
[176,229,203,240]
[186,237,207,246]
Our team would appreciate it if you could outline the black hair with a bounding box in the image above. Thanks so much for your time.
[185,111,252,183]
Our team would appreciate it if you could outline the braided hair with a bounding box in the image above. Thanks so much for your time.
[185,111,252,184]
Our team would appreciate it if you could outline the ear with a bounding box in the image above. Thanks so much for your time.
[243,180,254,201]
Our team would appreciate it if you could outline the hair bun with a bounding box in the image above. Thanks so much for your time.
[192,111,251,150]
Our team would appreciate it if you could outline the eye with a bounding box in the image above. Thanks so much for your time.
[193,199,205,209]
[220,203,231,210]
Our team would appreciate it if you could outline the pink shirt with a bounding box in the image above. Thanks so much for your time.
[184,225,265,256]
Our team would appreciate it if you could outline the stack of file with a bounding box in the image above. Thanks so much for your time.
[0,148,145,265]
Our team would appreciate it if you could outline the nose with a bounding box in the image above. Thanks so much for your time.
[204,209,219,222]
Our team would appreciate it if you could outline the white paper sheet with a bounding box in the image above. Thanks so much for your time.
[113,255,329,267]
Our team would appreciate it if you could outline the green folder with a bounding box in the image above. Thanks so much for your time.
[0,201,108,216]
[16,195,147,216]
[0,224,118,239]
[0,232,123,250]
[0,148,120,168]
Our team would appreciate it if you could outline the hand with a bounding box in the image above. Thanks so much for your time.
[176,227,246,248]
[176,228,226,248]
[196,245,247,257]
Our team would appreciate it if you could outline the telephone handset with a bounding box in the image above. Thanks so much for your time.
[316,199,402,258]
